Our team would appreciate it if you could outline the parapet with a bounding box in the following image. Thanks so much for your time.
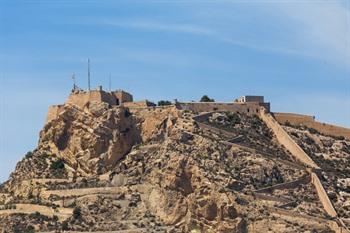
[236,95,265,103]
[123,100,156,108]
[45,87,134,124]
[65,88,133,109]
[177,95,270,114]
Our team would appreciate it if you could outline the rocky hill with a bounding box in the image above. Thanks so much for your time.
[0,100,349,233]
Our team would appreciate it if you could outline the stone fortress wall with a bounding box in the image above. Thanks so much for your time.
[123,100,156,108]
[273,112,350,140]
[176,102,270,115]
[259,109,320,169]
[65,87,133,109]
[46,87,134,123]
[46,105,64,123]
[259,109,338,219]
[193,108,349,232]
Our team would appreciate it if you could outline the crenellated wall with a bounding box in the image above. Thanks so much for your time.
[65,90,116,108]
[273,112,350,140]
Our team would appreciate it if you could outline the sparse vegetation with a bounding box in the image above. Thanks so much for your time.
[124,109,131,118]
[200,95,215,102]
[227,112,240,125]
[73,207,81,219]
[25,151,33,159]
[284,121,292,127]
[157,100,172,106]
[50,159,65,170]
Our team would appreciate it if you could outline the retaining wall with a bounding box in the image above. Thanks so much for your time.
[177,102,267,115]
[255,175,310,193]
[41,186,129,199]
[0,204,72,221]
[259,109,319,169]
[253,193,292,203]
[273,112,350,140]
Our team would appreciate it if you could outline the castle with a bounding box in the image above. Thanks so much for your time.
[46,87,350,140]
[46,85,271,122]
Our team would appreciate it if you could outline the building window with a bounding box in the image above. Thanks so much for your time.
[247,108,250,113]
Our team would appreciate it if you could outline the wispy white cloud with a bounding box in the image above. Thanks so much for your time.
[96,18,320,59]
[274,1,350,67]
[100,19,214,36]
[97,1,350,68]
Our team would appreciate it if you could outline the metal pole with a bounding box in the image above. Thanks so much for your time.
[109,73,111,91]
[72,73,76,90]
[88,58,91,90]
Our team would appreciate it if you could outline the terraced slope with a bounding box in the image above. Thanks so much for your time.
[0,104,348,232]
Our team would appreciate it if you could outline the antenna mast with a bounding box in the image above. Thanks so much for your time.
[109,73,112,91]
[88,58,91,90]
[71,73,76,90]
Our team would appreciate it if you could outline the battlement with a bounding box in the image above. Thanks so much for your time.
[65,86,133,109]
[45,87,133,123]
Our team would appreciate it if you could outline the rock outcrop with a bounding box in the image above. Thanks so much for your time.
[0,103,349,233]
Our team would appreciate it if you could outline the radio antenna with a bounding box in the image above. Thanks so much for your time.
[109,73,112,91]
[71,73,76,90]
[88,58,91,90]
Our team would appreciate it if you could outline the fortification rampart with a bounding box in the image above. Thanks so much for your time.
[65,90,116,108]
[273,112,350,140]
[46,105,64,123]
[177,102,269,115]
[123,100,156,108]
[311,172,338,218]
[259,109,319,169]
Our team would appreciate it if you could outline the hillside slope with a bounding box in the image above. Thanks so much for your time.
[0,102,349,232]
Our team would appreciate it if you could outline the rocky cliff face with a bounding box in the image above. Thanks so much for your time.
[0,103,349,233]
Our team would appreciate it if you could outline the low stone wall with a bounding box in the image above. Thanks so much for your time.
[192,112,213,122]
[123,100,156,108]
[259,109,319,169]
[273,112,350,140]
[196,122,236,138]
[255,175,310,193]
[267,206,330,224]
[0,204,72,221]
[269,206,349,233]
[41,186,129,199]
[177,102,265,115]
[253,193,292,203]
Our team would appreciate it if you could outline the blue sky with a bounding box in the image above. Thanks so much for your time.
[0,0,349,182]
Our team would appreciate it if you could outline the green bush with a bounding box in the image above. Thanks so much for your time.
[158,100,172,106]
[25,151,33,159]
[200,95,215,102]
[284,121,292,127]
[124,109,131,118]
[62,220,69,230]
[227,113,240,125]
[50,159,65,170]
[25,225,35,233]
[73,207,81,219]
[308,127,319,135]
